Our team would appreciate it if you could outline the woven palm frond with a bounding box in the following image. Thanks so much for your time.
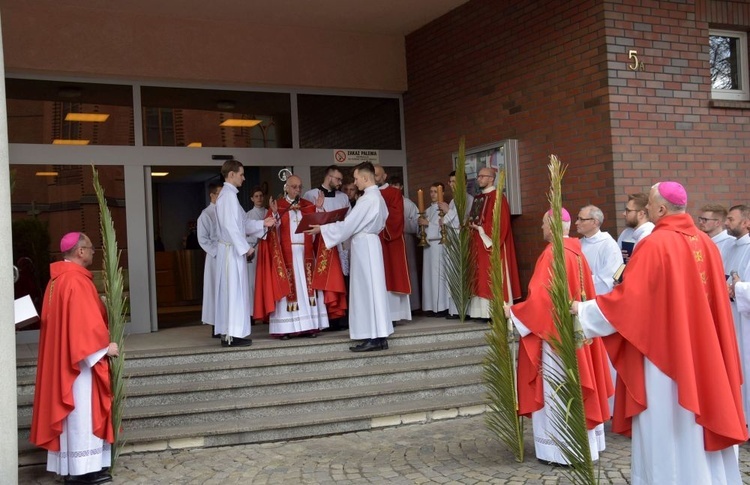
[92,166,128,472]
[483,170,524,462]
[543,155,597,484]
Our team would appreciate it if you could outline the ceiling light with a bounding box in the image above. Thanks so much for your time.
[35,171,59,177]
[65,113,110,122]
[52,139,90,145]
[220,119,262,128]
[151,172,169,177]
[187,142,203,148]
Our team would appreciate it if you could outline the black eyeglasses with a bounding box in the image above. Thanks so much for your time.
[576,217,594,222]
[698,217,719,223]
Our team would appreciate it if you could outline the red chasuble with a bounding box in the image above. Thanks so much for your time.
[30,261,113,451]
[596,213,747,450]
[512,238,612,429]
[379,185,411,294]
[254,198,348,320]
[470,190,521,301]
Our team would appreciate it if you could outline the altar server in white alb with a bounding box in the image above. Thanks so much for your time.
[573,181,747,485]
[575,204,623,296]
[197,183,222,333]
[214,159,275,347]
[307,161,392,352]
[419,182,449,315]
[245,186,267,318]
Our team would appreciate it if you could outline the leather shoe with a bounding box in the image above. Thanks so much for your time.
[349,340,369,351]
[379,338,389,350]
[445,314,460,320]
[350,339,383,352]
[64,470,112,484]
[221,336,253,347]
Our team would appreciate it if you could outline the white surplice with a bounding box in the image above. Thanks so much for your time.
[577,301,742,485]
[47,348,111,476]
[214,182,265,338]
[509,314,605,464]
[321,185,392,340]
[268,205,328,335]
[580,230,623,296]
[722,233,750,278]
[421,202,448,312]
[245,205,267,317]
[197,203,219,326]
[731,279,750,423]
[712,230,734,262]
[403,196,421,311]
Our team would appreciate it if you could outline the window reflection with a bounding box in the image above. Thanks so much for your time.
[298,95,402,150]
[6,79,134,145]
[11,165,128,327]
[140,86,292,148]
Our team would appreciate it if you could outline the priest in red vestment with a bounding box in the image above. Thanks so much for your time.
[31,232,117,484]
[469,167,521,321]
[254,175,343,338]
[507,209,612,465]
[374,165,412,322]
[574,182,747,484]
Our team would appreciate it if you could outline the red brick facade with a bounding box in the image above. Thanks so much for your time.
[404,0,750,289]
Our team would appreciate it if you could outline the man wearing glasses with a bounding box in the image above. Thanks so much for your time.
[697,204,733,255]
[575,205,623,296]
[31,232,118,484]
[616,193,654,263]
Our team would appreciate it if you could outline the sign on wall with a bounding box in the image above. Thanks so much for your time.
[333,149,379,165]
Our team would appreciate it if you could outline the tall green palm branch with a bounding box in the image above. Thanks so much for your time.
[443,136,474,321]
[92,166,128,472]
[483,170,524,462]
[543,155,597,484]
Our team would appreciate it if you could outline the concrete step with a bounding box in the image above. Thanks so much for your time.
[15,322,489,378]
[16,337,487,395]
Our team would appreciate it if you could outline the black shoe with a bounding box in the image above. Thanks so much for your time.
[350,339,383,352]
[304,332,317,338]
[473,317,491,324]
[210,326,220,338]
[279,334,291,340]
[379,338,389,350]
[445,314,460,320]
[349,340,369,351]
[434,310,448,317]
[65,471,112,484]
[221,336,253,347]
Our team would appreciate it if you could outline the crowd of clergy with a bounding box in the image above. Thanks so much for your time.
[196,159,749,484]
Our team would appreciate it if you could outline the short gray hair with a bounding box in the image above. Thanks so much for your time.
[582,205,604,225]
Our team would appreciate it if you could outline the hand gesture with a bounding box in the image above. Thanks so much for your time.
[268,196,278,214]
[263,217,276,228]
[438,201,449,213]
[246,247,256,258]
[418,216,429,226]
[316,190,325,209]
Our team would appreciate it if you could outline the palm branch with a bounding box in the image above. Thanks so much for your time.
[543,154,597,484]
[92,166,128,472]
[483,170,524,462]
[443,136,474,321]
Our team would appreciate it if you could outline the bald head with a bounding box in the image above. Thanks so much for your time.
[374,165,387,185]
[476,167,496,190]
[285,175,303,199]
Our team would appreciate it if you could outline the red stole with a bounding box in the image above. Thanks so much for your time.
[253,199,316,319]
[30,262,113,451]
[597,213,747,450]
[470,190,521,301]
[512,238,613,429]
[379,185,411,294]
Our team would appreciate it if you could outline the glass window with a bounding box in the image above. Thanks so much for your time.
[298,95,402,150]
[710,29,750,101]
[11,164,128,329]
[140,86,292,148]
[5,79,134,145]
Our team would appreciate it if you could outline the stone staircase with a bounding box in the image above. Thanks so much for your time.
[16,320,490,465]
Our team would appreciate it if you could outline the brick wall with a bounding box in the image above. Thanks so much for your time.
[404,0,750,290]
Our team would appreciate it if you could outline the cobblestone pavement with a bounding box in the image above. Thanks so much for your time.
[18,415,750,484]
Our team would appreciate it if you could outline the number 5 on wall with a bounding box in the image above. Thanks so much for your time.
[628,49,646,71]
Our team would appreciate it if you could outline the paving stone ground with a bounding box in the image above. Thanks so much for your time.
[18,416,750,484]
